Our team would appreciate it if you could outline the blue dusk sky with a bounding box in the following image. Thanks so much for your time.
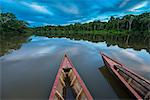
[1,0,150,26]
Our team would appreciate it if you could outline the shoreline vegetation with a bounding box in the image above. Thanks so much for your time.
[1,12,150,56]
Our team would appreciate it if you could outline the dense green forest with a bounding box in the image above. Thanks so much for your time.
[0,13,32,56]
[34,12,150,41]
[35,12,150,32]
[33,12,150,51]
[0,12,150,56]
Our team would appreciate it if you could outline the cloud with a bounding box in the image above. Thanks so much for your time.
[27,20,35,24]
[84,15,111,23]
[43,23,51,26]
[120,50,144,62]
[119,0,130,8]
[56,4,79,15]
[1,45,57,61]
[21,1,54,15]
[128,1,148,12]
[1,0,150,26]
[68,19,81,23]
[29,36,49,42]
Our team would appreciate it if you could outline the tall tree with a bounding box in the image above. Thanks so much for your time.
[123,15,134,31]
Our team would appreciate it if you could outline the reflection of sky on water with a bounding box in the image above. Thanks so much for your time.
[1,36,150,78]
[1,36,150,99]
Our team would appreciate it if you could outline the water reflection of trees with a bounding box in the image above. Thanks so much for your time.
[1,12,149,56]
[34,31,150,53]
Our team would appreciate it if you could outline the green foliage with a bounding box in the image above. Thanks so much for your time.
[0,12,150,56]
[1,12,29,39]
[32,12,150,53]
[34,12,150,36]
[0,12,30,56]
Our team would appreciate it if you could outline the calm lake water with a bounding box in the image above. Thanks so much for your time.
[1,36,150,99]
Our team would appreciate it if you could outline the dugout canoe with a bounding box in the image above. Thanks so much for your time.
[100,52,150,99]
[49,54,93,100]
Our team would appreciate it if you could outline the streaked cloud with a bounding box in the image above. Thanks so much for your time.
[56,4,79,15]
[119,0,131,8]
[128,1,148,12]
[20,1,54,15]
[27,20,35,24]
[1,0,150,26]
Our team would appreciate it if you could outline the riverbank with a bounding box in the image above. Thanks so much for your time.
[1,31,149,56]
[1,12,149,56]
[34,30,150,52]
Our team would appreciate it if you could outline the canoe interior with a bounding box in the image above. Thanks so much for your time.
[114,65,150,99]
[49,55,93,100]
[101,53,150,99]
[53,67,89,100]
[99,66,134,99]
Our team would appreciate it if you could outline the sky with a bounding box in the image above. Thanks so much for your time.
[1,0,150,26]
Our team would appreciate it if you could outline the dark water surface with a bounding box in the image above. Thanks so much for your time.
[1,36,150,99]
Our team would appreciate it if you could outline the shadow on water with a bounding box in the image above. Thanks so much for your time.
[99,66,135,99]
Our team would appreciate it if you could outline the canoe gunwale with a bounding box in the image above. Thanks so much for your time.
[100,52,150,99]
[100,52,150,84]
[114,65,150,91]
[49,54,93,100]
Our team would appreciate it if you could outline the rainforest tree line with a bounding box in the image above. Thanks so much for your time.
[0,12,150,55]
[34,12,150,36]
[34,12,150,45]
[34,12,150,49]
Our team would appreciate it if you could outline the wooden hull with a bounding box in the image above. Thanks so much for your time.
[100,52,150,100]
[49,54,93,100]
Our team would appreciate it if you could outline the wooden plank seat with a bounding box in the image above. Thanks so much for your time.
[100,52,150,99]
[49,54,93,100]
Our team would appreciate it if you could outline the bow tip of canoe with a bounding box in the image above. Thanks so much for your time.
[100,52,104,55]
[64,53,68,57]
